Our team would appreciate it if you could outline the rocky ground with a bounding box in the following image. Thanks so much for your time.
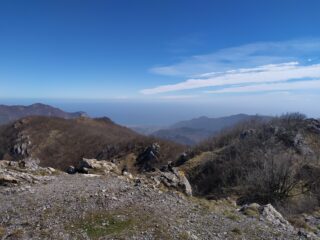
[0,159,317,240]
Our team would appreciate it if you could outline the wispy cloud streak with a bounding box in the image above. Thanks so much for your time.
[206,79,320,93]
[150,39,320,77]
[142,62,320,94]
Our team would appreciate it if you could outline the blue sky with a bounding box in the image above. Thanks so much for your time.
[1,0,320,124]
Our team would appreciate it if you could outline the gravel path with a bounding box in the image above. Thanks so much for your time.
[0,172,302,239]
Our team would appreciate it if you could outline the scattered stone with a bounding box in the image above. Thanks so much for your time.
[123,171,133,179]
[66,166,77,174]
[47,167,56,173]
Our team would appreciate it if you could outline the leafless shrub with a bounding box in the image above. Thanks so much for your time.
[188,112,320,210]
[244,151,304,204]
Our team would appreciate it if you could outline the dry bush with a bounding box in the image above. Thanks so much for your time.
[187,113,320,212]
[243,152,304,204]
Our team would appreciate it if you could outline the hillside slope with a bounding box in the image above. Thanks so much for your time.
[0,116,183,170]
[151,127,212,145]
[151,114,271,145]
[0,103,87,124]
[177,114,320,217]
[171,114,255,130]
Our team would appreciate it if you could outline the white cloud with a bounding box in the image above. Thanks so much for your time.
[150,39,320,77]
[159,95,197,99]
[206,79,320,93]
[141,62,320,94]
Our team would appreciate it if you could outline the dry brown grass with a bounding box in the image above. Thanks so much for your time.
[185,114,320,213]
[0,226,5,238]
[0,116,184,171]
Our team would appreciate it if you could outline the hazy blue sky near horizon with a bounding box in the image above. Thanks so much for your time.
[1,0,320,124]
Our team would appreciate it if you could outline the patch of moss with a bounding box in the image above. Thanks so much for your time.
[0,226,5,238]
[243,206,260,218]
[288,217,307,229]
[188,196,218,212]
[73,213,134,239]
[178,231,190,240]
[68,207,171,239]
[231,227,242,235]
[8,229,24,239]
[223,210,241,221]
[153,227,173,240]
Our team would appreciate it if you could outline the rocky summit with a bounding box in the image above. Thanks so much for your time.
[0,158,302,240]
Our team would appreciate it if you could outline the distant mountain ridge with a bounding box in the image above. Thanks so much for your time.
[150,114,271,145]
[0,103,88,124]
[151,127,212,146]
[170,114,253,131]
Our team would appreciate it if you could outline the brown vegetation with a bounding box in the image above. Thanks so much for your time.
[0,116,184,171]
[184,113,320,215]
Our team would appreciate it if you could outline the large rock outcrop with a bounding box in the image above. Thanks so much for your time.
[135,143,161,172]
[153,167,192,196]
[0,158,56,186]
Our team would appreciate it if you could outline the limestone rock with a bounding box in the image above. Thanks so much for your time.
[260,204,293,230]
[156,168,192,196]
[177,172,192,196]
[0,174,19,185]
[78,158,119,174]
[240,203,293,230]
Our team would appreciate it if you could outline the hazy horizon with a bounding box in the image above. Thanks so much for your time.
[1,98,319,126]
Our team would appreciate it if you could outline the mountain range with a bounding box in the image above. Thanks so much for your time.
[0,103,88,125]
[137,114,272,145]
